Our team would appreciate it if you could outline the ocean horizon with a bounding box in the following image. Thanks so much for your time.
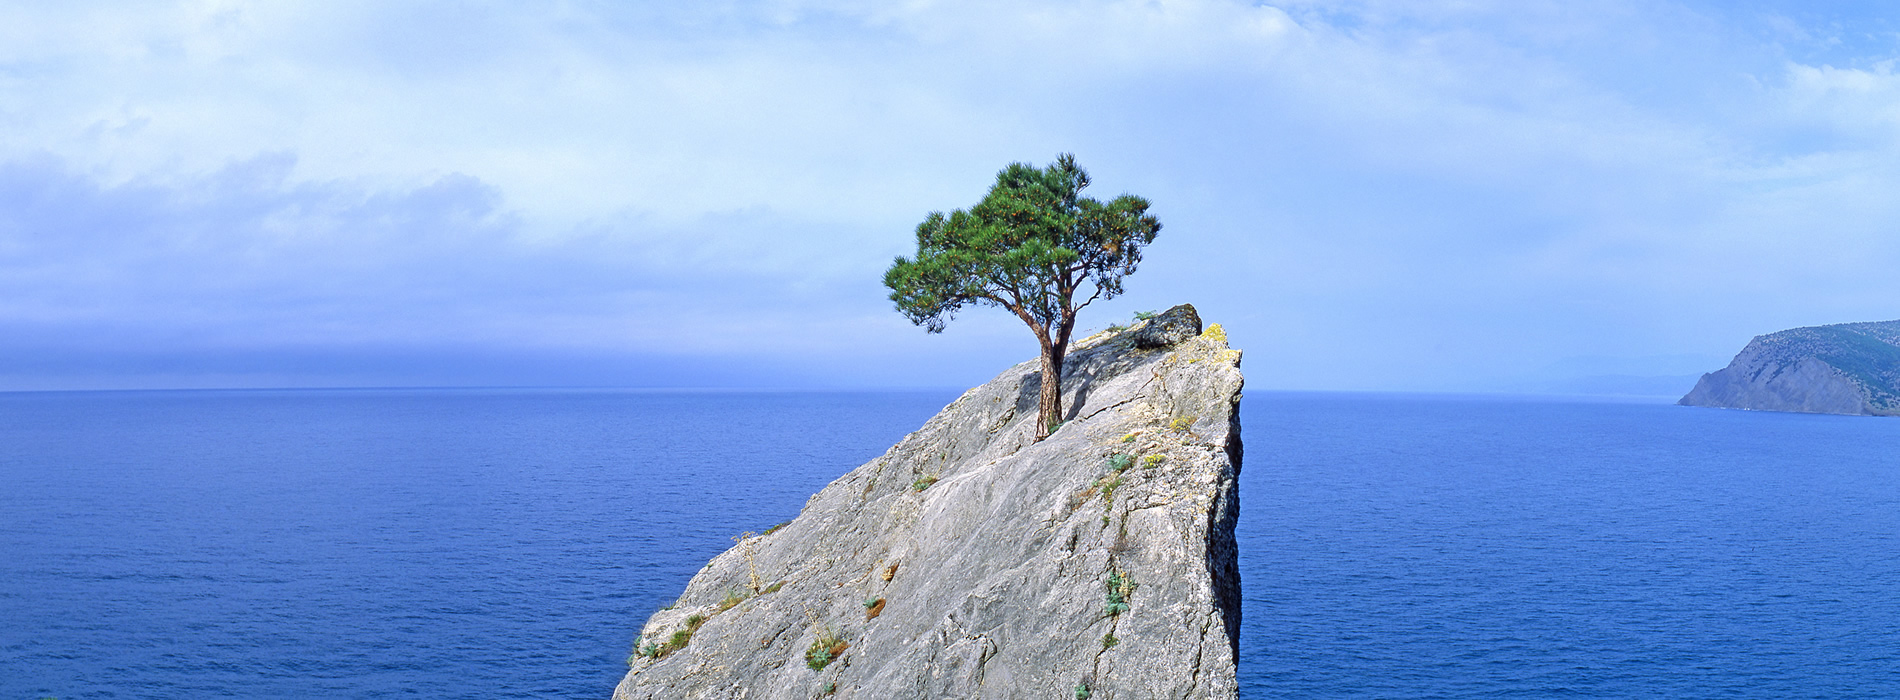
[5,388,1897,698]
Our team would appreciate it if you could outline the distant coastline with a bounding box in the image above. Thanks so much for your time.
[1680,320,1900,416]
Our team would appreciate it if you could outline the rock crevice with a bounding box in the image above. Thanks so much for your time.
[612,303,1243,699]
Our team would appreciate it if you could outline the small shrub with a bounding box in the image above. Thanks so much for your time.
[1120,431,1138,443]
[1141,454,1165,469]
[1133,310,1156,320]
[1101,632,1119,650]
[1169,416,1193,432]
[1099,474,1121,503]
[1103,570,1136,616]
[1048,419,1066,433]
[634,635,672,661]
[911,476,939,491]
[806,645,834,671]
[762,520,792,535]
[716,588,750,612]
[763,580,785,594]
[644,613,706,659]
[1075,681,1092,699]
[822,682,836,695]
[864,597,886,620]
[1105,323,1127,333]
[805,627,849,671]
[1107,453,1133,472]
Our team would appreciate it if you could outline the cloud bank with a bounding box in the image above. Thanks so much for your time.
[3,0,1900,391]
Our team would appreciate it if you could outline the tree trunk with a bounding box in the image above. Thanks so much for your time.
[1035,341,1065,440]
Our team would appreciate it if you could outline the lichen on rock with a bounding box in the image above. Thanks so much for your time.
[612,303,1242,699]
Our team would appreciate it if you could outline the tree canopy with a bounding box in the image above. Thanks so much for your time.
[884,153,1161,438]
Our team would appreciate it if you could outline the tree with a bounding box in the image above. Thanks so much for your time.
[884,154,1162,440]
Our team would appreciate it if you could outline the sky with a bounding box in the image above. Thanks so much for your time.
[3,0,1900,393]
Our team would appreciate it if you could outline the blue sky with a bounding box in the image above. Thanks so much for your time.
[3,0,1899,392]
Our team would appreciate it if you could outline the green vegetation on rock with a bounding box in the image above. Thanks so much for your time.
[884,153,1162,440]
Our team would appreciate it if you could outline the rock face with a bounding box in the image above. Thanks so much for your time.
[1680,319,1900,416]
[613,304,1243,699]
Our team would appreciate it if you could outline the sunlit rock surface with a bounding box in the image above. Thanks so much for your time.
[612,304,1243,699]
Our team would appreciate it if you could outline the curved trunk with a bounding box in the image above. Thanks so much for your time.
[1035,341,1066,440]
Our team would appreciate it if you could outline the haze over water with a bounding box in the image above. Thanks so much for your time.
[4,389,1896,698]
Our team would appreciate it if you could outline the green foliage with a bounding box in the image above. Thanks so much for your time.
[1105,323,1127,333]
[1141,454,1165,469]
[1103,570,1137,616]
[1120,431,1138,443]
[911,476,939,491]
[884,154,1163,436]
[1133,310,1156,320]
[806,627,848,671]
[762,520,792,535]
[1169,416,1193,432]
[883,154,1161,335]
[1075,682,1092,699]
[637,613,709,660]
[635,639,667,660]
[822,682,837,695]
[1107,453,1132,472]
[763,580,786,594]
[716,588,750,612]
[1101,632,1119,650]
[806,644,834,671]
[1098,474,1122,504]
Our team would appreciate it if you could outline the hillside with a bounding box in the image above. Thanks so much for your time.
[1679,320,1900,416]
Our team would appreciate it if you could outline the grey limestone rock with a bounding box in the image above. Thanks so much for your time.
[612,303,1243,699]
[1130,306,1203,349]
[1680,319,1900,416]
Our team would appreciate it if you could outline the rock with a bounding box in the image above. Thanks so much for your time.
[1129,305,1203,349]
[612,303,1243,699]
[1679,319,1900,416]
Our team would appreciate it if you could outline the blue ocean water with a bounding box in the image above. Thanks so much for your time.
[3,389,1898,698]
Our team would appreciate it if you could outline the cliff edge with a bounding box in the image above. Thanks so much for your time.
[612,303,1243,699]
[1680,319,1900,416]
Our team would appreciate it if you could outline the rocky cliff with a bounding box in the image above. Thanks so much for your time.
[612,304,1243,699]
[1679,319,1900,416]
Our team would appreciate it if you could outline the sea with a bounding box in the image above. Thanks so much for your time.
[3,389,1898,698]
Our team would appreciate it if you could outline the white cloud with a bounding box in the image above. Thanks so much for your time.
[3,1,1900,390]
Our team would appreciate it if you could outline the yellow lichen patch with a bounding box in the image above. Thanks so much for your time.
[1200,323,1227,344]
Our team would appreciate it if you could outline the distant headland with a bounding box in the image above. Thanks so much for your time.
[1680,319,1900,416]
